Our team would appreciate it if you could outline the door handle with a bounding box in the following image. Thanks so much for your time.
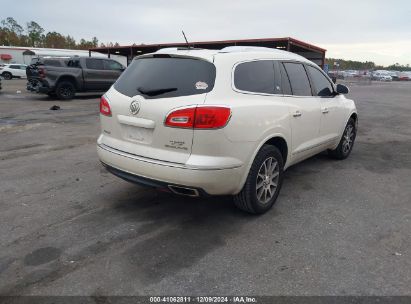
[293,111,302,117]
[322,108,329,114]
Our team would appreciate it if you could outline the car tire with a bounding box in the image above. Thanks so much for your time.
[234,145,284,214]
[2,72,12,80]
[55,81,75,100]
[328,118,356,160]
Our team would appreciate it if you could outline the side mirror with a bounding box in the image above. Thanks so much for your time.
[336,83,349,94]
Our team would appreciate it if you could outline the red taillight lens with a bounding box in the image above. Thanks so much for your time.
[165,106,231,129]
[100,95,112,116]
[165,107,196,128]
[194,107,231,129]
[38,67,46,78]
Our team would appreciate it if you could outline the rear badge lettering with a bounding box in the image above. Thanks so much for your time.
[165,140,188,151]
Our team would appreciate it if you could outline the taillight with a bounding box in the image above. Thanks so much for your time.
[165,106,231,129]
[194,107,231,129]
[100,95,112,116]
[165,107,195,128]
[38,67,46,78]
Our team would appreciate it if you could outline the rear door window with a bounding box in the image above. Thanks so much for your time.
[283,62,312,96]
[279,63,292,95]
[234,60,276,94]
[114,57,216,99]
[86,58,104,70]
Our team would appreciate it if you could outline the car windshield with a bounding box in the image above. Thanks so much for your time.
[114,57,216,99]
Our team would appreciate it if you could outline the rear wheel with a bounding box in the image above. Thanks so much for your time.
[234,145,284,214]
[55,81,75,100]
[328,118,356,160]
[2,72,12,80]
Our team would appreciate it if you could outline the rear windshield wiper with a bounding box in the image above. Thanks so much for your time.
[137,87,177,97]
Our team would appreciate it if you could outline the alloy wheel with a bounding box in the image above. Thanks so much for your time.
[60,86,72,98]
[342,124,354,154]
[256,157,279,204]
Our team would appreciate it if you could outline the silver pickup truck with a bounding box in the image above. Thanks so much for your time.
[26,56,125,100]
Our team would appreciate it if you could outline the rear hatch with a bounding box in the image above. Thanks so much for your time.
[101,54,216,164]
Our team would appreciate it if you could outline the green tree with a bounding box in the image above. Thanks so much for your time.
[65,35,76,49]
[0,17,24,45]
[92,36,98,47]
[26,21,44,47]
[44,31,66,48]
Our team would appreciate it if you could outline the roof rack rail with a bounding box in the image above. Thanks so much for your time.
[155,47,204,53]
[219,46,284,53]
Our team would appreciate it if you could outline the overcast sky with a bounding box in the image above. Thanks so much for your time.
[3,0,411,65]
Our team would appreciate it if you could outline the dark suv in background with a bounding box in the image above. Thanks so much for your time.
[27,56,125,100]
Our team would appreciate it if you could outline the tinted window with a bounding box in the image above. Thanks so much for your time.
[104,60,123,70]
[86,59,104,70]
[279,63,292,95]
[43,60,63,67]
[114,57,216,99]
[306,65,334,96]
[283,63,312,96]
[68,60,80,67]
[9,65,19,69]
[234,60,275,94]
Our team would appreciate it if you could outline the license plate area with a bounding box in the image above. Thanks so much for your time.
[121,124,153,144]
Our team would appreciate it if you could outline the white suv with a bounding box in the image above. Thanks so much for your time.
[0,64,28,79]
[97,47,357,214]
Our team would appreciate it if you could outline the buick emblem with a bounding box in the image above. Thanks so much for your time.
[129,100,141,115]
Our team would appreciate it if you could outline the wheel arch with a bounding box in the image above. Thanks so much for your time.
[56,75,78,89]
[2,71,12,77]
[350,112,358,127]
[263,136,288,166]
[235,134,290,194]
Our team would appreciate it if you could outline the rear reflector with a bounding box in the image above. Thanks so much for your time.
[165,106,231,129]
[100,95,112,116]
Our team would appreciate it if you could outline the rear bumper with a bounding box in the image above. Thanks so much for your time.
[97,143,244,195]
[27,79,51,93]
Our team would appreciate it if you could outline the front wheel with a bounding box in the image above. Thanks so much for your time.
[328,118,357,160]
[234,145,284,214]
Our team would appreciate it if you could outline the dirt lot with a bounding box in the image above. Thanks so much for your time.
[0,79,410,296]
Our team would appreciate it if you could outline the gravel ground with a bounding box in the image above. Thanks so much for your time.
[0,79,410,296]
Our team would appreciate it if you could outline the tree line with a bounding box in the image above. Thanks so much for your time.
[0,17,119,49]
[326,58,411,71]
[2,17,410,70]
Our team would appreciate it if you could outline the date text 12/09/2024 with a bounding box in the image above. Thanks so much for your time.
[150,296,257,303]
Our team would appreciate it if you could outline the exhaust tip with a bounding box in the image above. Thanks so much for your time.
[168,185,199,197]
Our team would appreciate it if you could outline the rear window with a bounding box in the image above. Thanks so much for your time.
[114,57,216,99]
[43,60,64,67]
